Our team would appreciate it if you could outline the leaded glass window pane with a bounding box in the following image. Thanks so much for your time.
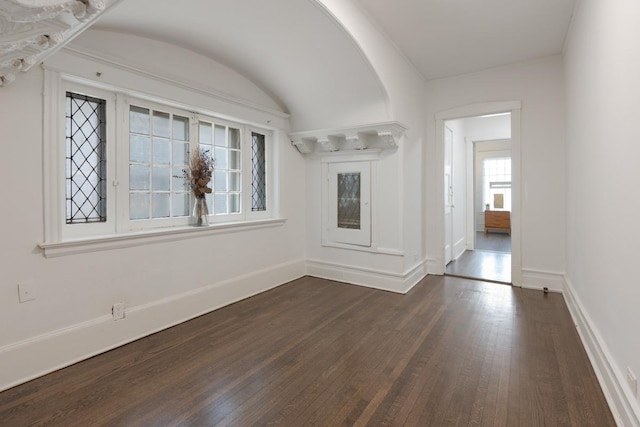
[337,172,361,229]
[65,92,107,224]
[251,132,266,212]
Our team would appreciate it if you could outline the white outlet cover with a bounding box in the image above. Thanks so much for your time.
[112,302,125,320]
[18,282,36,303]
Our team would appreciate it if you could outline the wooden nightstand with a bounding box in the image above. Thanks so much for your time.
[484,210,511,235]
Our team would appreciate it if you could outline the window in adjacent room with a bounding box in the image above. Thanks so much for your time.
[483,157,511,211]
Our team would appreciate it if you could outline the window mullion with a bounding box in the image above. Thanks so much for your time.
[243,126,253,220]
[115,94,129,233]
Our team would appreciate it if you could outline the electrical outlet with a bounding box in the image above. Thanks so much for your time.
[112,302,125,320]
[18,282,36,303]
[627,367,637,396]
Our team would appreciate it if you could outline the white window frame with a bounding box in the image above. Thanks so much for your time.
[118,96,198,231]
[246,126,273,221]
[43,72,275,246]
[56,81,117,240]
[196,114,243,223]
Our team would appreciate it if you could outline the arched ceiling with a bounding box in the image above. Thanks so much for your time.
[92,0,390,131]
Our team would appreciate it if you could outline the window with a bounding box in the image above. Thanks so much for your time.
[128,105,191,221]
[50,79,272,242]
[483,157,511,211]
[251,131,267,212]
[65,92,107,224]
[337,172,361,229]
[325,161,371,247]
[198,119,242,216]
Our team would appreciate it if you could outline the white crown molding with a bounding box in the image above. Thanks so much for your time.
[0,0,120,87]
[289,121,406,154]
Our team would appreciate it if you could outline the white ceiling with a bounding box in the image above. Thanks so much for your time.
[354,0,577,80]
[89,0,577,128]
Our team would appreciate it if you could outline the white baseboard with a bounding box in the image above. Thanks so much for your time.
[564,277,640,427]
[426,257,441,275]
[0,259,306,393]
[306,259,427,294]
[453,237,466,261]
[520,268,565,293]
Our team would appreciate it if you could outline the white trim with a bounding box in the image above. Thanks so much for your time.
[306,259,426,294]
[426,257,439,275]
[435,101,522,121]
[320,241,404,256]
[564,277,640,427]
[432,101,522,285]
[453,236,466,261]
[0,258,306,393]
[39,218,287,258]
[319,150,382,163]
[520,268,565,293]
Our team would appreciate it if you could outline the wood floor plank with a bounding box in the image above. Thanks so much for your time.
[0,275,615,426]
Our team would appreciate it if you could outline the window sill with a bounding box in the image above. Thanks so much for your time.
[39,218,287,258]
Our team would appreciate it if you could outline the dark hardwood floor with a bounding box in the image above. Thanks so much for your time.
[446,250,511,284]
[475,231,511,253]
[0,275,614,426]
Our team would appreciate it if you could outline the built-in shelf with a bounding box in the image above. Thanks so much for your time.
[0,0,120,87]
[289,121,406,154]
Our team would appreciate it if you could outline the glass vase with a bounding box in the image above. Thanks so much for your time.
[193,196,209,226]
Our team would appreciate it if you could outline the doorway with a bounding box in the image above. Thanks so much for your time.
[442,113,512,284]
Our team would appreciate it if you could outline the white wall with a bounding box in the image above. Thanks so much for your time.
[425,56,566,286]
[305,0,428,292]
[564,0,640,424]
[0,35,307,391]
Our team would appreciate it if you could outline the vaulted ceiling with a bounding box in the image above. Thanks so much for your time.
[92,0,390,130]
[90,0,577,129]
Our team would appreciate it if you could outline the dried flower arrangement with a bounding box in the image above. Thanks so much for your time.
[176,147,214,226]
[181,147,214,199]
